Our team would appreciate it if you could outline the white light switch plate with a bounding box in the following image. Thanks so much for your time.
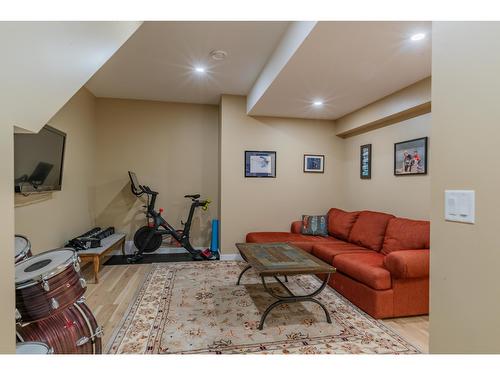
[445,190,475,224]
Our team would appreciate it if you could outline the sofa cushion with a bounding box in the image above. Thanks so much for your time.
[290,221,303,234]
[333,252,391,290]
[348,211,395,252]
[384,249,430,278]
[311,241,372,265]
[245,232,336,244]
[288,242,315,253]
[382,217,430,255]
[301,215,329,236]
[327,208,360,241]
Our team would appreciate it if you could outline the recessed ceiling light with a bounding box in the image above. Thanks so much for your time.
[210,50,228,61]
[194,66,206,73]
[410,33,426,41]
[313,100,323,107]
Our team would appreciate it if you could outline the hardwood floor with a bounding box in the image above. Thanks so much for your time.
[83,263,152,348]
[383,316,429,353]
[84,263,429,353]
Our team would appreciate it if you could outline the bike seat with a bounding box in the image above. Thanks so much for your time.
[184,194,200,199]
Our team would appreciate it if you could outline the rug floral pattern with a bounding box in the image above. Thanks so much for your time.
[107,261,420,354]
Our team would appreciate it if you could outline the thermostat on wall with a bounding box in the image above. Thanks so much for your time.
[445,190,475,224]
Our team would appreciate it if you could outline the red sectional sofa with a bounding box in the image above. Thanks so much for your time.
[245,208,430,319]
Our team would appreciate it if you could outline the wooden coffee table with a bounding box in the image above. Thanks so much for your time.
[235,242,336,330]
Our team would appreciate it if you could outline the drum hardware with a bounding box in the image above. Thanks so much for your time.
[74,261,80,272]
[79,278,86,288]
[42,279,50,292]
[50,298,59,310]
[77,296,86,304]
[15,309,22,321]
[76,326,104,347]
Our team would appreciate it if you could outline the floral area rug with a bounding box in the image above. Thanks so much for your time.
[107,261,420,354]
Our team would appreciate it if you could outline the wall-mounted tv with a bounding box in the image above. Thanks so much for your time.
[14,125,66,193]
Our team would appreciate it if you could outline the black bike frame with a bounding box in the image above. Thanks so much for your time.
[145,187,201,254]
[129,171,207,258]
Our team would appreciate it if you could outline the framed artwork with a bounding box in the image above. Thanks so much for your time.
[394,137,428,176]
[303,154,325,173]
[245,151,276,177]
[360,144,372,179]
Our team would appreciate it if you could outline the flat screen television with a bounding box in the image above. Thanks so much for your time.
[14,125,66,193]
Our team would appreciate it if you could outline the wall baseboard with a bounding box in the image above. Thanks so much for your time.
[219,253,243,261]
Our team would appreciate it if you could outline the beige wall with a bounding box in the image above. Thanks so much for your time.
[219,95,345,254]
[0,125,15,353]
[94,98,219,248]
[341,113,430,219]
[15,88,98,254]
[430,22,500,353]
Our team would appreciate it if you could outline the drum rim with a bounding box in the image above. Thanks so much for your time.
[15,248,78,288]
[74,302,102,354]
[16,341,52,354]
[14,234,31,260]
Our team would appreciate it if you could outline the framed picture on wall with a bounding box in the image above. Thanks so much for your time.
[303,154,324,173]
[360,144,372,179]
[394,137,428,176]
[245,151,276,177]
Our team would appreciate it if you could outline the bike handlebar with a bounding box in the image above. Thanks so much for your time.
[140,185,158,195]
[200,199,212,211]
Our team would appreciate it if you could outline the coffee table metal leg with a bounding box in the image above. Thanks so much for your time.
[258,273,332,330]
[301,297,332,323]
[236,265,252,285]
[258,300,288,330]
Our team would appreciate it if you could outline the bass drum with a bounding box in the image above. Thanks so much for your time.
[133,226,162,253]
[16,301,102,354]
[16,341,53,354]
[15,248,86,323]
[15,235,32,264]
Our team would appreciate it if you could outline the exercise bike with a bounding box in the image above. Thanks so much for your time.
[127,171,218,263]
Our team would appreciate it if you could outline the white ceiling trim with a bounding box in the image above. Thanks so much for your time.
[246,21,317,114]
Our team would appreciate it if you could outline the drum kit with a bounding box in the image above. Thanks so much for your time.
[14,234,103,354]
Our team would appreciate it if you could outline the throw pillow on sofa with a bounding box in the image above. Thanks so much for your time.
[348,211,395,252]
[301,215,329,236]
[327,208,360,240]
[381,217,430,255]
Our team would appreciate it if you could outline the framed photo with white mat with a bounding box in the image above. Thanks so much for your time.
[303,154,325,173]
[245,151,276,178]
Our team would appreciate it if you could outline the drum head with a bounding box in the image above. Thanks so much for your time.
[15,248,76,285]
[15,235,30,259]
[16,342,52,354]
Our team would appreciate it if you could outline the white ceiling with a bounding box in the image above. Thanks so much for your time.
[85,21,289,105]
[1,21,141,133]
[85,21,431,119]
[248,21,432,119]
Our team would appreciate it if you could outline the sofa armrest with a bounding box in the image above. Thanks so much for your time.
[291,221,303,234]
[384,249,430,279]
